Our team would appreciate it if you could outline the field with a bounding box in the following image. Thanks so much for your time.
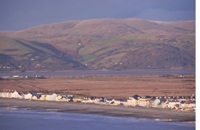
[0,74,195,98]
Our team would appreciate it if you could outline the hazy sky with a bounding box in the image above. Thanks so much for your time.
[0,0,195,31]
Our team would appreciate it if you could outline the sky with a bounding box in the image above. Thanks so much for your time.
[0,0,195,31]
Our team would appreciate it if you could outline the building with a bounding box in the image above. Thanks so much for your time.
[180,100,196,110]
[167,100,180,109]
[11,91,22,99]
[126,98,137,106]
[24,93,33,100]
[31,92,41,100]
[137,98,150,107]
[45,93,57,101]
[150,97,161,108]
[39,94,46,100]
[1,91,11,98]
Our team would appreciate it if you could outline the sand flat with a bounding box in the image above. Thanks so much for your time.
[0,98,195,122]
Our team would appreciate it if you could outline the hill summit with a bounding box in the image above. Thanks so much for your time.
[0,18,195,71]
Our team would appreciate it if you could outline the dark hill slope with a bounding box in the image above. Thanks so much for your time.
[117,44,194,70]
[0,36,85,72]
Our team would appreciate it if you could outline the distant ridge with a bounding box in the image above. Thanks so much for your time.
[0,18,195,71]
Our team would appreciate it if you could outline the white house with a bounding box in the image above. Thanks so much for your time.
[81,98,94,103]
[1,91,11,98]
[24,93,33,100]
[11,91,22,99]
[150,98,161,108]
[180,101,196,109]
[55,95,62,101]
[167,100,180,109]
[105,99,114,104]
[59,96,69,102]
[125,98,137,106]
[111,99,121,106]
[32,95,38,100]
[39,94,46,100]
[31,93,41,100]
[73,97,83,102]
[46,93,57,101]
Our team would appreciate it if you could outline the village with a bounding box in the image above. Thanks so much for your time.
[0,90,195,112]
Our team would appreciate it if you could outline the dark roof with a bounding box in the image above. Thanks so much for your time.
[185,100,195,104]
[132,94,141,100]
[106,99,113,101]
[180,101,186,104]
[160,98,167,103]
[119,99,127,102]
[191,96,195,99]
[18,92,23,95]
[150,97,157,101]
[30,92,39,96]
[144,95,151,98]
[90,96,96,100]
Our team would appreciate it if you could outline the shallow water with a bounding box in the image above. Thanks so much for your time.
[0,69,195,77]
[0,107,195,130]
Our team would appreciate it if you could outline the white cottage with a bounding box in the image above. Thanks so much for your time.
[111,99,121,105]
[125,98,138,106]
[31,93,41,100]
[150,98,161,108]
[59,96,68,102]
[24,93,33,100]
[137,98,150,107]
[167,101,180,109]
[1,91,11,98]
[55,95,62,101]
[81,98,94,103]
[11,91,22,99]
[125,95,141,106]
[46,93,57,101]
[180,101,196,109]
[40,95,46,100]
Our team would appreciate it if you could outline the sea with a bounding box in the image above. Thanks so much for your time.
[0,107,195,130]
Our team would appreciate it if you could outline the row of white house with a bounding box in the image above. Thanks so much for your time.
[79,95,195,111]
[0,91,195,112]
[0,91,73,102]
[126,95,195,111]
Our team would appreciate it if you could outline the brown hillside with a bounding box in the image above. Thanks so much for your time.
[0,18,195,70]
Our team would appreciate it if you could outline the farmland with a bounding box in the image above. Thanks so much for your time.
[0,74,195,99]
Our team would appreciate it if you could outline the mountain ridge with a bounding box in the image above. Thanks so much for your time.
[0,18,195,71]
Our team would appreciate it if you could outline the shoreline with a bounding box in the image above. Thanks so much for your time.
[0,69,195,77]
[0,98,195,122]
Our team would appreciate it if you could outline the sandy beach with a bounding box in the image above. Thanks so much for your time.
[0,98,195,122]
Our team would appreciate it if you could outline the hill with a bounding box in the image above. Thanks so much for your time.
[0,36,85,72]
[0,18,195,70]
